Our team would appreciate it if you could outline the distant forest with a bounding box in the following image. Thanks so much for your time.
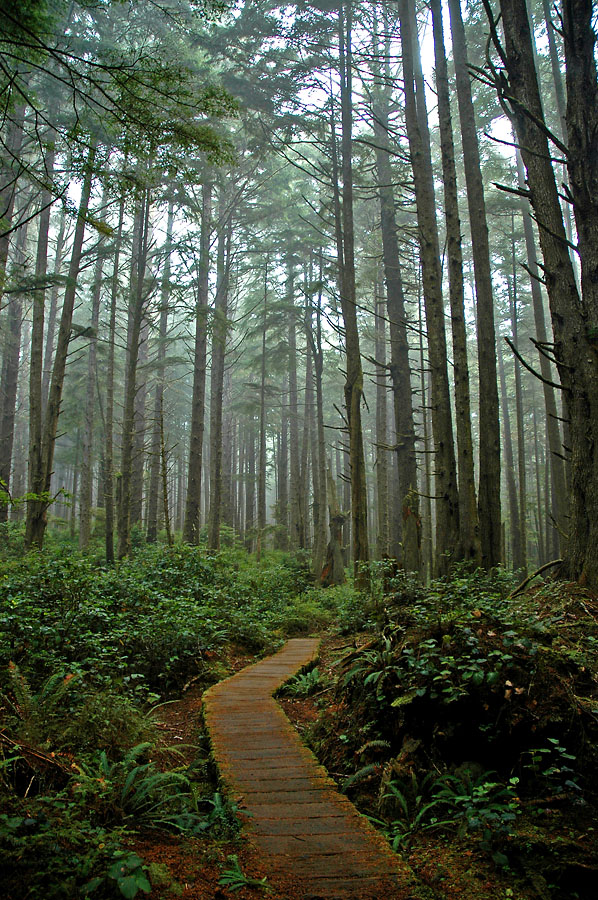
[1,0,597,587]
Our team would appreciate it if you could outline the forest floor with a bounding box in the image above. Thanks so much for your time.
[127,644,313,900]
[2,547,597,899]
[132,615,598,900]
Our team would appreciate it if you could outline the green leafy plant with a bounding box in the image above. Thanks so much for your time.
[375,772,456,848]
[72,743,201,831]
[3,662,81,744]
[342,636,402,701]
[218,854,270,892]
[434,769,520,839]
[197,791,240,837]
[372,769,520,851]
[83,849,151,899]
[524,738,580,795]
[283,666,323,697]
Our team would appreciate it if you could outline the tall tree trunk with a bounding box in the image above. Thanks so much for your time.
[371,21,421,573]
[533,405,547,565]
[130,315,149,528]
[374,287,389,558]
[515,148,568,556]
[207,208,232,551]
[448,0,501,568]
[0,211,29,522]
[220,383,234,529]
[496,0,598,584]
[399,0,459,574]
[41,208,67,413]
[70,430,80,539]
[509,246,528,572]
[256,269,268,561]
[245,420,256,553]
[497,335,522,569]
[147,200,174,543]
[26,145,94,550]
[26,135,56,547]
[311,261,328,579]
[160,395,173,546]
[11,319,30,521]
[431,0,481,565]
[237,423,246,541]
[0,101,26,287]
[538,0,577,281]
[118,185,151,559]
[104,198,124,563]
[275,378,289,549]
[183,179,212,544]
[417,266,433,580]
[336,0,369,585]
[79,212,107,549]
[287,262,303,550]
[300,327,313,550]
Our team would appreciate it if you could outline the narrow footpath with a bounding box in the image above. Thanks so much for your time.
[203,638,417,899]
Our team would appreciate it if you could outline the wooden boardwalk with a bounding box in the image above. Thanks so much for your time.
[203,638,416,899]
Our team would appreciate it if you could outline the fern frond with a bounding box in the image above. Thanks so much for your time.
[342,764,378,793]
[357,739,390,758]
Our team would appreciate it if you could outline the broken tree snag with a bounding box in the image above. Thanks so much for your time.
[402,489,422,576]
[321,466,347,587]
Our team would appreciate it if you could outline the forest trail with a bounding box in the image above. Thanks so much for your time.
[203,638,416,899]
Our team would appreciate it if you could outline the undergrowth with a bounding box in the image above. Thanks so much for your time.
[0,543,336,898]
[308,565,598,900]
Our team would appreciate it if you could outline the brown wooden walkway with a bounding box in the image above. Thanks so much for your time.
[203,638,416,899]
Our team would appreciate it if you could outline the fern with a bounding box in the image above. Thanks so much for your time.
[356,739,390,758]
[73,742,202,831]
[342,764,378,793]
[4,663,80,736]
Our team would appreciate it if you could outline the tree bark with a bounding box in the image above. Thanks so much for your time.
[399,0,459,574]
[311,259,328,579]
[245,420,256,553]
[26,135,56,547]
[207,206,232,551]
[25,144,94,550]
[160,394,173,546]
[287,261,303,550]
[509,253,528,573]
[497,334,522,569]
[41,208,67,414]
[117,185,151,558]
[370,20,421,573]
[533,405,547,565]
[431,0,481,566]
[448,0,501,568]
[183,178,212,544]
[496,0,598,585]
[256,266,268,561]
[336,0,369,585]
[104,197,124,564]
[300,320,313,550]
[321,466,346,586]
[0,210,29,522]
[0,101,26,286]
[130,315,149,529]
[515,147,568,557]
[275,377,289,549]
[374,287,389,558]
[79,208,107,550]
[147,200,174,543]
